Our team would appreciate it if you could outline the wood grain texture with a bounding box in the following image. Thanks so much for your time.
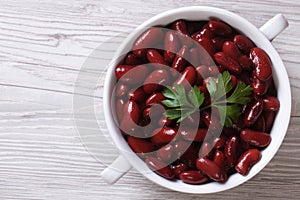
[0,0,299,199]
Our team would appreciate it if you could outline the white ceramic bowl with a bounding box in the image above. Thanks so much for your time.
[102,6,291,193]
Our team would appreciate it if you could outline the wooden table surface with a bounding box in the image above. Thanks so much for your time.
[0,0,299,199]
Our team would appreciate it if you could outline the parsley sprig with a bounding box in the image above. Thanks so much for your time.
[162,71,253,127]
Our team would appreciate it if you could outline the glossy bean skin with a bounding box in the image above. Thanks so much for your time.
[196,37,216,58]
[147,49,168,65]
[171,162,188,178]
[172,45,188,74]
[213,136,226,149]
[224,136,239,168]
[196,158,222,181]
[157,144,174,162]
[146,93,166,106]
[120,100,140,135]
[145,157,175,179]
[263,96,280,111]
[117,65,149,85]
[192,24,214,40]
[250,48,273,82]
[164,31,180,63]
[238,55,253,70]
[196,65,209,85]
[235,149,261,176]
[234,35,255,54]
[213,150,227,182]
[173,66,197,88]
[115,82,129,97]
[214,52,241,74]
[199,142,212,158]
[133,27,164,57]
[143,69,170,94]
[240,129,271,148]
[252,77,268,96]
[201,110,221,131]
[244,99,264,127]
[171,20,189,35]
[128,87,147,102]
[179,170,208,184]
[151,127,177,145]
[125,53,142,65]
[127,136,155,156]
[211,37,226,51]
[180,128,207,142]
[189,48,201,67]
[158,116,173,127]
[222,41,242,61]
[116,98,125,123]
[208,21,232,36]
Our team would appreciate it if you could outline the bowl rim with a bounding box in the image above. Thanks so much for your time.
[103,6,291,193]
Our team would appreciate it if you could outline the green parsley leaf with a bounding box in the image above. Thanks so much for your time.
[162,85,204,123]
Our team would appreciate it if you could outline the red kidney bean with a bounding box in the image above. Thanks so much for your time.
[171,20,189,35]
[142,104,164,120]
[157,144,174,162]
[211,37,226,51]
[164,31,180,63]
[128,87,147,102]
[196,157,222,181]
[143,69,170,94]
[196,65,209,85]
[172,45,189,74]
[158,116,173,127]
[234,35,255,54]
[173,141,189,158]
[244,99,264,127]
[225,136,239,168]
[173,66,197,88]
[230,75,237,90]
[264,111,275,133]
[213,150,226,169]
[213,135,226,149]
[208,66,220,76]
[116,98,125,123]
[146,93,166,106]
[238,55,252,70]
[192,24,215,40]
[120,100,140,134]
[127,136,155,155]
[118,65,149,85]
[115,65,134,80]
[208,20,232,36]
[250,48,273,82]
[235,149,261,176]
[151,127,177,145]
[214,52,241,74]
[201,110,221,131]
[115,82,129,97]
[251,77,268,96]
[171,162,188,178]
[133,27,164,57]
[240,129,271,148]
[147,49,168,65]
[213,150,228,182]
[125,53,142,65]
[179,170,208,184]
[189,48,201,67]
[180,128,207,142]
[222,41,242,62]
[199,142,212,158]
[196,37,216,58]
[145,157,175,179]
[263,96,280,111]
[253,114,266,132]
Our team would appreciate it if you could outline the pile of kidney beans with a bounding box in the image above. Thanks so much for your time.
[114,19,280,184]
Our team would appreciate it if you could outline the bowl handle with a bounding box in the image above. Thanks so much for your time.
[101,155,132,184]
[259,14,289,41]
